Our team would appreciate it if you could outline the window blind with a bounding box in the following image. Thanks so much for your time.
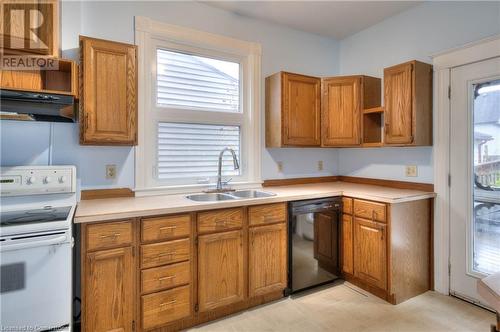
[156,49,240,112]
[157,122,241,179]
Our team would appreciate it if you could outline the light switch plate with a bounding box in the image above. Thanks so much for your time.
[405,165,418,177]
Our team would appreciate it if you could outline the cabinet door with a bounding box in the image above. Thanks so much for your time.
[85,247,135,332]
[249,223,287,297]
[384,62,413,145]
[313,212,339,274]
[353,218,387,290]
[80,36,137,145]
[282,73,321,146]
[198,230,245,311]
[342,214,354,275]
[322,77,361,146]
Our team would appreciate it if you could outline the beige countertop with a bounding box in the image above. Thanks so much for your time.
[74,181,435,224]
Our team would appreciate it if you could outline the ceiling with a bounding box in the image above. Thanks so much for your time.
[204,1,422,39]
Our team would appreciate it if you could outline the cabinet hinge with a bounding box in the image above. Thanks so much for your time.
[195,303,199,312]
[448,86,451,99]
[448,174,451,187]
[195,237,198,246]
[132,320,136,331]
[448,262,451,276]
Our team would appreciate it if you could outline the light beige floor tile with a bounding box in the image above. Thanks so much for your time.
[187,282,495,332]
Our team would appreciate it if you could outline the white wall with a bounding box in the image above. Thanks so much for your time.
[338,1,500,183]
[3,1,500,189]
[0,1,341,189]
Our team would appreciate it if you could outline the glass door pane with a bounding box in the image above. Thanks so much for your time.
[473,79,500,275]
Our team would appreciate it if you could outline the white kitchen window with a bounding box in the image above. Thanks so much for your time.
[135,17,262,195]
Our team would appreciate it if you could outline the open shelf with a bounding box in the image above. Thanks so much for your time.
[1,58,78,98]
[362,110,384,146]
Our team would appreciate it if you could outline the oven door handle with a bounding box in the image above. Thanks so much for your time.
[0,234,69,252]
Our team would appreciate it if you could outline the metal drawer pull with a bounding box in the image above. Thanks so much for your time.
[160,300,177,306]
[215,220,228,226]
[100,233,120,239]
[357,209,367,214]
[158,275,175,281]
[159,226,176,231]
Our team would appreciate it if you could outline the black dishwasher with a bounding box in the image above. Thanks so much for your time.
[287,197,342,294]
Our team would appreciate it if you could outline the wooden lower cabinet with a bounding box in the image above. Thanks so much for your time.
[341,198,431,304]
[342,214,354,275]
[84,246,135,332]
[197,230,245,312]
[249,223,287,297]
[81,200,429,330]
[353,217,387,290]
[82,205,288,332]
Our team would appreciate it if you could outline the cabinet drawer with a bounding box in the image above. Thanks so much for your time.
[141,214,191,242]
[142,285,191,330]
[141,239,190,269]
[86,220,133,251]
[342,197,353,215]
[249,203,286,226]
[353,199,386,222]
[141,261,191,294]
[197,208,243,234]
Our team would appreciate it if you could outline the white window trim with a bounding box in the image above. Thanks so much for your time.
[134,16,262,196]
[431,34,500,295]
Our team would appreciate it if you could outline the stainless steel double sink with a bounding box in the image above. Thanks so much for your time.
[186,190,276,202]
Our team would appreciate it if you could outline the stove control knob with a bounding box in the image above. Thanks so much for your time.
[44,176,52,184]
[59,176,67,183]
[27,176,36,184]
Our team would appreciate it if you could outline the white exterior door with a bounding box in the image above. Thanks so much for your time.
[450,56,500,307]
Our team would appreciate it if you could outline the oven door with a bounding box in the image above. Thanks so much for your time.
[0,230,72,331]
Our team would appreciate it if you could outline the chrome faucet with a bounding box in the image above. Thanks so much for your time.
[213,147,240,192]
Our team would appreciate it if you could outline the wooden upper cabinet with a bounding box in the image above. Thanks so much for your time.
[79,36,137,145]
[266,72,321,147]
[0,0,60,57]
[85,247,135,332]
[384,60,432,146]
[249,223,287,297]
[197,230,245,312]
[353,217,387,290]
[322,75,381,147]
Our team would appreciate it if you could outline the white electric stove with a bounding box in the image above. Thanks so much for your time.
[0,166,76,331]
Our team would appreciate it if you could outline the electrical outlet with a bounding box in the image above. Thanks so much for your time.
[318,160,324,171]
[405,165,418,177]
[106,164,117,179]
[277,161,283,173]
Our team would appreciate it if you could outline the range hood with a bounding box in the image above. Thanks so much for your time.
[0,89,75,122]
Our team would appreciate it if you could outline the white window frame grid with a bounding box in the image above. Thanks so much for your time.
[135,16,262,196]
